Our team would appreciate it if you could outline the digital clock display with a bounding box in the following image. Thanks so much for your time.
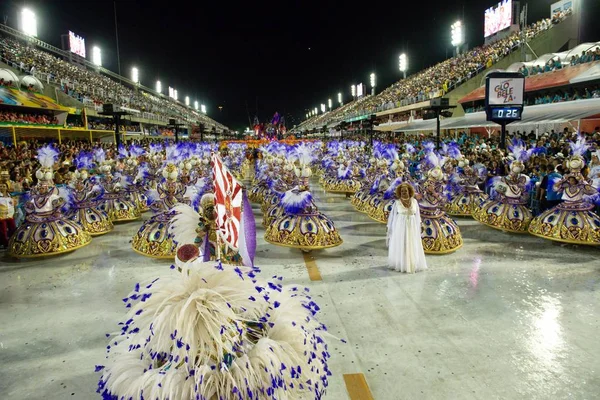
[490,107,522,120]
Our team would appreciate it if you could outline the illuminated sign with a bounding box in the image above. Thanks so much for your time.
[484,0,512,38]
[69,31,86,58]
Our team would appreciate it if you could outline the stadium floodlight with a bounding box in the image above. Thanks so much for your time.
[399,53,408,79]
[131,67,139,84]
[194,100,199,110]
[314,107,318,115]
[321,104,326,113]
[338,92,342,105]
[451,20,464,50]
[328,98,332,110]
[185,96,190,106]
[92,46,102,67]
[174,89,178,101]
[351,84,356,98]
[20,8,37,37]
[156,80,162,94]
[370,73,376,88]
[201,104,207,114]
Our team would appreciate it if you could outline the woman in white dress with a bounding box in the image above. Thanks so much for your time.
[387,183,427,273]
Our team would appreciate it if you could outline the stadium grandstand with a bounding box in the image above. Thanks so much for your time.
[294,8,577,137]
[0,23,230,145]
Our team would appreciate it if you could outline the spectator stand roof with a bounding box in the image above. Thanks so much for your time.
[459,60,600,104]
[391,98,600,132]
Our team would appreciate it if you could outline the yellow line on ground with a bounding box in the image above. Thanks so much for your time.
[302,252,322,281]
[343,373,375,400]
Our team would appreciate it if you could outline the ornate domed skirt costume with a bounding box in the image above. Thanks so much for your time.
[473,197,532,233]
[128,188,150,213]
[69,200,113,236]
[322,178,361,194]
[263,203,284,228]
[528,201,600,245]
[101,192,141,222]
[9,210,92,257]
[419,205,463,254]
[351,186,373,213]
[131,211,178,258]
[368,197,395,223]
[446,188,489,217]
[265,210,342,250]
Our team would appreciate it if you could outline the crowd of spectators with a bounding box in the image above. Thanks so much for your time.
[517,46,600,77]
[0,110,58,125]
[298,12,571,133]
[0,35,226,130]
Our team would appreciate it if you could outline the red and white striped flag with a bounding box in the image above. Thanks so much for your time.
[211,153,243,250]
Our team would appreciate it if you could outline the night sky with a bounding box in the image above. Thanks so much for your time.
[2,0,599,131]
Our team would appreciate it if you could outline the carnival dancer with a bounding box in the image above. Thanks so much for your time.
[418,150,463,254]
[125,144,150,213]
[131,155,185,258]
[446,159,489,217]
[265,146,342,252]
[528,136,600,245]
[95,148,141,222]
[0,171,17,249]
[67,151,113,236]
[473,139,533,233]
[8,145,91,257]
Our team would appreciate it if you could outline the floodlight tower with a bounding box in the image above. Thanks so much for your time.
[399,54,408,79]
[370,73,376,95]
[338,92,343,106]
[451,21,464,56]
[92,46,102,67]
[20,8,37,37]
[156,80,162,94]
[131,67,139,84]
[328,98,332,110]
[351,84,356,100]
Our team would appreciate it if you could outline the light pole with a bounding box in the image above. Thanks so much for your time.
[92,46,102,67]
[320,104,326,113]
[185,96,190,106]
[451,21,464,56]
[399,54,408,79]
[131,67,139,84]
[156,80,162,94]
[328,98,332,110]
[351,84,356,100]
[338,92,343,106]
[370,73,376,95]
[20,8,37,37]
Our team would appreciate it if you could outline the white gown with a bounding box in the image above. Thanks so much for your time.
[386,198,427,273]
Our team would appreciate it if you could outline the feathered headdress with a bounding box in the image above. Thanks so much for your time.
[129,144,145,158]
[75,151,94,170]
[36,145,59,168]
[117,145,129,160]
[569,135,589,157]
[94,147,106,164]
[149,143,162,155]
[508,138,533,163]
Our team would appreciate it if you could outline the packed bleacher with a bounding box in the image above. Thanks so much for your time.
[0,109,58,125]
[0,35,226,130]
[297,11,572,132]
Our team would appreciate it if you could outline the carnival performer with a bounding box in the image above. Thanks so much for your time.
[131,151,185,258]
[446,158,489,217]
[265,145,342,252]
[0,171,17,249]
[67,151,113,236]
[124,144,150,213]
[97,242,331,400]
[322,154,361,195]
[473,139,533,233]
[528,136,600,245]
[95,148,141,222]
[418,150,463,254]
[8,145,91,258]
[387,183,427,273]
